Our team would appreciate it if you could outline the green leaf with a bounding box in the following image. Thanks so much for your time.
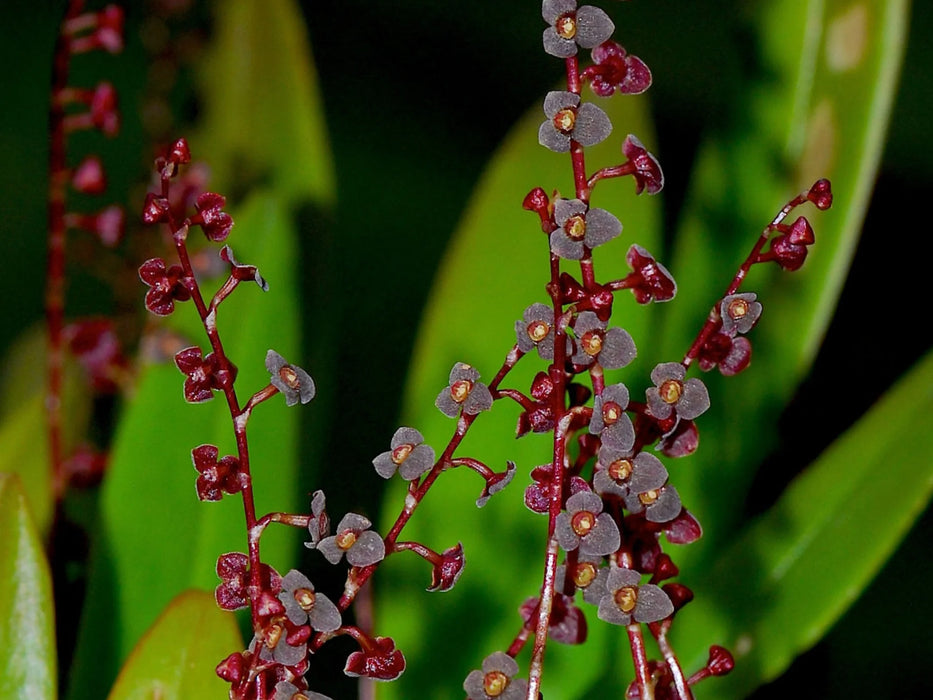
[672,348,933,697]
[377,89,662,699]
[106,590,241,700]
[194,0,334,207]
[0,474,56,700]
[0,326,94,536]
[654,0,910,569]
[67,192,302,698]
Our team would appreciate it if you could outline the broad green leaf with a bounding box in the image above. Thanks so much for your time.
[194,0,334,207]
[0,474,55,700]
[378,88,662,698]
[106,590,242,700]
[655,0,910,569]
[0,326,94,536]
[68,192,303,698]
[671,348,933,697]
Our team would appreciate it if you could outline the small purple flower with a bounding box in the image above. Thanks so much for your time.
[625,481,682,524]
[623,134,664,195]
[315,513,385,567]
[555,490,621,556]
[463,651,528,700]
[305,489,330,549]
[372,427,435,481]
[266,349,315,406]
[589,383,635,452]
[571,311,636,369]
[597,567,674,625]
[720,292,762,335]
[646,362,710,421]
[538,91,612,153]
[515,302,567,359]
[625,244,677,304]
[542,0,615,59]
[555,553,608,605]
[593,447,667,500]
[278,569,341,633]
[174,346,233,403]
[436,363,493,417]
[549,198,622,260]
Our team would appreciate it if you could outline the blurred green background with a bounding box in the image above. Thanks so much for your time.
[0,0,930,698]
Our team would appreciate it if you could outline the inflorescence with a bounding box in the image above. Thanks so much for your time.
[139,2,831,698]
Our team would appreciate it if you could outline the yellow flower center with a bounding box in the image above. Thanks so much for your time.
[556,13,577,39]
[553,107,577,134]
[727,298,749,320]
[659,379,683,404]
[602,401,622,425]
[608,458,633,483]
[484,669,510,697]
[581,331,603,356]
[335,530,358,551]
[278,365,301,390]
[572,561,597,588]
[571,510,596,536]
[265,621,284,650]
[391,444,413,464]
[450,379,473,404]
[294,587,316,612]
[527,320,550,343]
[615,585,638,613]
[564,214,587,240]
[639,489,660,506]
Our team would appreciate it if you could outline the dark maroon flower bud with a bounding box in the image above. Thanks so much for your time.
[584,41,652,97]
[768,215,814,270]
[652,553,679,582]
[191,444,249,502]
[530,372,555,401]
[656,419,699,458]
[427,543,465,592]
[142,192,171,224]
[344,636,406,681]
[520,593,587,645]
[215,651,247,684]
[663,509,703,545]
[174,346,234,402]
[168,137,191,166]
[624,244,677,303]
[214,552,281,611]
[622,135,664,195]
[807,178,833,210]
[192,192,234,242]
[523,187,551,232]
[139,257,191,316]
[559,272,587,302]
[64,318,125,393]
[706,645,735,676]
[90,82,119,136]
[698,332,753,376]
[661,582,694,611]
[72,155,106,194]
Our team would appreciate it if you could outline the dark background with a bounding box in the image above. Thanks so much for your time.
[1,1,930,697]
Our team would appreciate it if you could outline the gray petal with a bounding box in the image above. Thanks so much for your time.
[553,198,587,226]
[677,378,710,420]
[574,5,615,48]
[629,452,668,492]
[543,28,577,57]
[633,583,674,623]
[463,382,494,414]
[582,207,622,248]
[602,414,635,453]
[391,426,424,449]
[599,327,637,369]
[398,443,435,481]
[580,512,621,556]
[372,450,398,479]
[572,102,612,146]
[646,485,681,523]
[307,591,342,633]
[347,530,385,567]
[550,229,584,259]
[539,120,571,153]
[542,0,577,23]
[436,388,461,417]
[555,512,581,552]
[543,90,579,118]
[316,536,344,565]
